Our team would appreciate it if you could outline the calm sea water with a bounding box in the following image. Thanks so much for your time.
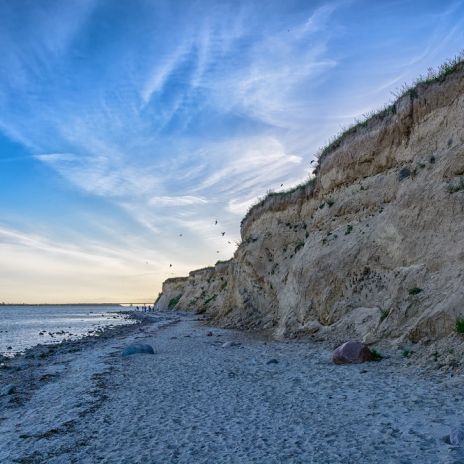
[0,305,135,356]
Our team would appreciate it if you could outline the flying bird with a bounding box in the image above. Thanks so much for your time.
[221,232,225,236]
[310,160,316,164]
[281,183,284,187]
[214,220,218,225]
[169,264,172,267]
[179,234,183,237]
[216,251,220,253]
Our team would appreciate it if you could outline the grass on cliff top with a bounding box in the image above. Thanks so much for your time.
[242,52,464,228]
[241,180,314,227]
[318,52,464,162]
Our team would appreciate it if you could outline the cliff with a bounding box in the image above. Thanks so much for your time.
[155,59,464,349]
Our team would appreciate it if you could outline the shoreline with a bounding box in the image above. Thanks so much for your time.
[0,311,158,410]
[0,306,140,358]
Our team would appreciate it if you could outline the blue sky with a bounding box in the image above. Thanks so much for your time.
[0,0,463,303]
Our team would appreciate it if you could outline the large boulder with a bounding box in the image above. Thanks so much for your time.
[122,343,155,357]
[332,340,375,364]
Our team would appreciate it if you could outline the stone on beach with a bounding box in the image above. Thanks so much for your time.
[332,340,375,364]
[122,343,155,357]
[222,341,240,348]
[449,427,464,447]
[1,384,16,396]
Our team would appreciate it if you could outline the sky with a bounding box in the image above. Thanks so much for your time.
[0,0,463,303]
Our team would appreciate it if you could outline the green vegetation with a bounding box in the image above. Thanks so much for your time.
[380,309,389,322]
[447,177,464,193]
[241,179,316,228]
[345,224,353,235]
[318,54,463,162]
[168,295,181,309]
[327,198,335,207]
[370,349,383,361]
[408,287,423,296]
[204,294,218,305]
[402,349,414,358]
[455,318,464,334]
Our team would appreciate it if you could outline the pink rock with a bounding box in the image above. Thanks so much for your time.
[332,340,375,364]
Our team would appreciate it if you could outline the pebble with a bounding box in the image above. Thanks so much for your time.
[449,427,464,447]
[1,384,16,396]
[221,341,241,348]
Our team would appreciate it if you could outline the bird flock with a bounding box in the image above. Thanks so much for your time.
[168,159,317,269]
[169,218,229,268]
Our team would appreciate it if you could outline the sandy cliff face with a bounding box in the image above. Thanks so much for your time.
[155,63,464,346]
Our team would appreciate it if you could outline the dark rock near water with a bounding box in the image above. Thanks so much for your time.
[399,167,411,181]
[266,358,279,365]
[1,384,16,395]
[122,343,155,357]
[449,427,464,447]
[332,341,375,364]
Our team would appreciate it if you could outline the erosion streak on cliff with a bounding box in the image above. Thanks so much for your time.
[155,61,464,348]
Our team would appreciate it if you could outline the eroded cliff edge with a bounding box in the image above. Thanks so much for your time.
[155,62,464,349]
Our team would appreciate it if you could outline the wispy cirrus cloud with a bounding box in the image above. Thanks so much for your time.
[149,195,208,207]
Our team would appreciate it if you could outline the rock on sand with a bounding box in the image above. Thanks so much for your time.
[332,341,375,364]
[449,427,464,447]
[122,343,155,357]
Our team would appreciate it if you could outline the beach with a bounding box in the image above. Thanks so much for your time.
[1,311,464,463]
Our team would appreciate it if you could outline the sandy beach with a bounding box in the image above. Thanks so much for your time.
[1,311,464,464]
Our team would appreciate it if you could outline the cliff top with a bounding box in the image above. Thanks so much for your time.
[240,54,464,237]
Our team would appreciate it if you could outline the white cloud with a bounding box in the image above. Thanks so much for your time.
[148,195,208,207]
[141,43,193,105]
[35,153,77,162]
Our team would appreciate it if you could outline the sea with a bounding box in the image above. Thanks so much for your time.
[0,304,136,357]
